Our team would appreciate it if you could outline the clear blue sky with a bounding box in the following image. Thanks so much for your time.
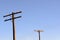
[0,0,60,40]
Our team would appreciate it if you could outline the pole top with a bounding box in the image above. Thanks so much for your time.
[34,30,44,32]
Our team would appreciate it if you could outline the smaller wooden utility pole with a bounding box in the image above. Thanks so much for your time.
[34,30,43,40]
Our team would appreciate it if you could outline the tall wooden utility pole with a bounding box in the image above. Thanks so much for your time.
[3,11,22,40]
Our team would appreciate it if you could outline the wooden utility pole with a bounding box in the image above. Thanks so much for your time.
[34,30,43,40]
[3,11,22,40]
